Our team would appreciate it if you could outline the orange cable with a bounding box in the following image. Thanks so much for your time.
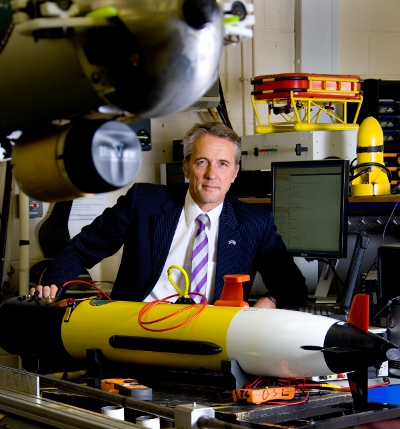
[138,293,208,332]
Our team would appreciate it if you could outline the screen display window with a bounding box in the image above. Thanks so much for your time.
[272,160,349,259]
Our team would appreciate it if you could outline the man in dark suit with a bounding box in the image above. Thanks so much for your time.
[33,122,308,308]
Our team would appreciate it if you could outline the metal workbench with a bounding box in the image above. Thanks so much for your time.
[1,366,400,429]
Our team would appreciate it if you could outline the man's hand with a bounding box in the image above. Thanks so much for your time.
[29,284,59,298]
[253,296,277,308]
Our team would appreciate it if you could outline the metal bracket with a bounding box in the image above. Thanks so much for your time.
[174,403,215,429]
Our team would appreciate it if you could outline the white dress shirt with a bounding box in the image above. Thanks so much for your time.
[143,191,223,303]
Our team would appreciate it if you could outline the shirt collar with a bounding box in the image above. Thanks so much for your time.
[184,191,223,227]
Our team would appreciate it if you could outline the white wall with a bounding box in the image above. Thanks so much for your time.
[339,0,400,79]
[3,0,400,294]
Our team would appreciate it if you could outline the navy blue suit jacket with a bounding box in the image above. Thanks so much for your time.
[43,183,308,307]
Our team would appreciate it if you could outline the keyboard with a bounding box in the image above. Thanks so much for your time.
[295,304,347,320]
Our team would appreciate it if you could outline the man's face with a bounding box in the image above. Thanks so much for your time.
[183,134,239,212]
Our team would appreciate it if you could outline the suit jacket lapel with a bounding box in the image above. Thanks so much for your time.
[215,198,240,300]
[150,198,183,289]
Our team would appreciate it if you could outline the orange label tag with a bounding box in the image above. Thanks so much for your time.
[233,386,296,404]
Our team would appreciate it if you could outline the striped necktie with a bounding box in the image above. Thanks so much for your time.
[191,213,210,296]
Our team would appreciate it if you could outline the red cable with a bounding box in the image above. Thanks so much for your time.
[61,279,112,300]
[60,281,207,332]
[138,293,208,332]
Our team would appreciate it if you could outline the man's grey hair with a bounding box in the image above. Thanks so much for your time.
[182,122,241,165]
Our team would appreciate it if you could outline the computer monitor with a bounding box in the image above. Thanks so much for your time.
[271,159,349,260]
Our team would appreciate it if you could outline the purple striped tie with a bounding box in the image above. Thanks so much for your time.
[191,213,210,296]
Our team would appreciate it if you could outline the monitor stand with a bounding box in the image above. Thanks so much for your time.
[308,260,338,304]
[306,232,370,306]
